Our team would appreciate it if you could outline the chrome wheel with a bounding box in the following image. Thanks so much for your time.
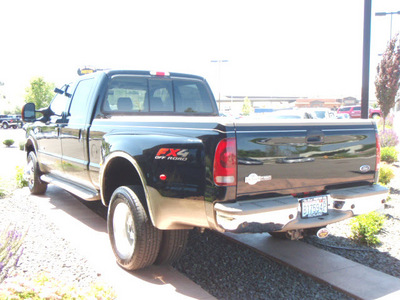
[26,152,47,195]
[107,185,162,270]
[113,202,135,260]
[25,158,35,190]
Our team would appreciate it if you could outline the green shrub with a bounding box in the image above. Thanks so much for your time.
[379,163,395,186]
[2,139,14,147]
[19,142,25,151]
[15,166,28,188]
[350,211,386,245]
[381,147,399,164]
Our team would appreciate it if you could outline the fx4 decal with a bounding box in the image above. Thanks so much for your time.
[155,148,190,161]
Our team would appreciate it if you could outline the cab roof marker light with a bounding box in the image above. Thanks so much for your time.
[150,71,170,77]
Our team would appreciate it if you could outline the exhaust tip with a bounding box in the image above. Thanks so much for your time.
[316,228,329,239]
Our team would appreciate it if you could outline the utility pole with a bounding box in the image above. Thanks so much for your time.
[361,0,372,119]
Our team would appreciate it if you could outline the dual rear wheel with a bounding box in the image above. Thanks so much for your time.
[107,185,189,271]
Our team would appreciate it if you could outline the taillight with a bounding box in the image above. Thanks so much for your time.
[375,133,381,183]
[213,138,237,186]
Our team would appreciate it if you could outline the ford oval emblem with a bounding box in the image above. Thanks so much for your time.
[360,165,371,173]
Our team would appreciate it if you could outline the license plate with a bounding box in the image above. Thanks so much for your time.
[301,195,328,218]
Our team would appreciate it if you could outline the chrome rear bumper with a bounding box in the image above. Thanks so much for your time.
[214,184,389,233]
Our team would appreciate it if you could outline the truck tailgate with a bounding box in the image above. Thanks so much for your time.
[235,119,378,197]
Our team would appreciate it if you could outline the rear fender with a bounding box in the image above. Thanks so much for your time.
[99,134,208,230]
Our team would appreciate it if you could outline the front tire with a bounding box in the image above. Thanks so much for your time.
[26,152,47,195]
[107,185,162,271]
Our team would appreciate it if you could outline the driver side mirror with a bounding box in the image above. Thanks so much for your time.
[21,103,36,122]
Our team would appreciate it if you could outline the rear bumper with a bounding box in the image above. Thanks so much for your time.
[214,184,389,233]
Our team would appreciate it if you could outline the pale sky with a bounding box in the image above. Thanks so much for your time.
[1,0,400,112]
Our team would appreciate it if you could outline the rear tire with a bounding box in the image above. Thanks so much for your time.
[155,229,189,265]
[26,152,47,195]
[107,185,162,271]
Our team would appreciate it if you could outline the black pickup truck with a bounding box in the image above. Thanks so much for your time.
[22,69,388,271]
[0,114,22,129]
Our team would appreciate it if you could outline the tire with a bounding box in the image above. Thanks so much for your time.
[2,122,9,129]
[155,229,189,265]
[107,185,162,271]
[26,152,48,195]
[371,113,380,119]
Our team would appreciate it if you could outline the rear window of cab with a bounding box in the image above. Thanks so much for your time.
[102,76,216,115]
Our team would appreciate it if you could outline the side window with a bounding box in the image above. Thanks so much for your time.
[354,107,361,111]
[174,80,213,113]
[68,79,94,121]
[149,79,173,112]
[50,88,69,116]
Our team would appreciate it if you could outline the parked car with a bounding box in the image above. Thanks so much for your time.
[306,108,335,119]
[336,105,382,119]
[0,114,22,129]
[336,113,350,119]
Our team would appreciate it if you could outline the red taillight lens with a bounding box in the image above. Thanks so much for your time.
[213,138,237,186]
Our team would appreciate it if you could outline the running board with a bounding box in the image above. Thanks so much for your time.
[40,174,101,201]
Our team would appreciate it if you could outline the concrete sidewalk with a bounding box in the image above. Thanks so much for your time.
[224,232,400,300]
[33,186,215,300]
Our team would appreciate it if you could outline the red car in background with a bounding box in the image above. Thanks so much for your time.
[337,105,382,119]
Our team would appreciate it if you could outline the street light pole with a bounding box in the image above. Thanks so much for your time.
[375,11,400,41]
[211,60,228,111]
[361,0,372,119]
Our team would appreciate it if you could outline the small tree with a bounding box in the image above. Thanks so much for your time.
[375,34,400,130]
[242,96,252,116]
[24,77,55,109]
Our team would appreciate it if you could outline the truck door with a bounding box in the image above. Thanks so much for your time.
[35,86,70,175]
[59,78,95,189]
